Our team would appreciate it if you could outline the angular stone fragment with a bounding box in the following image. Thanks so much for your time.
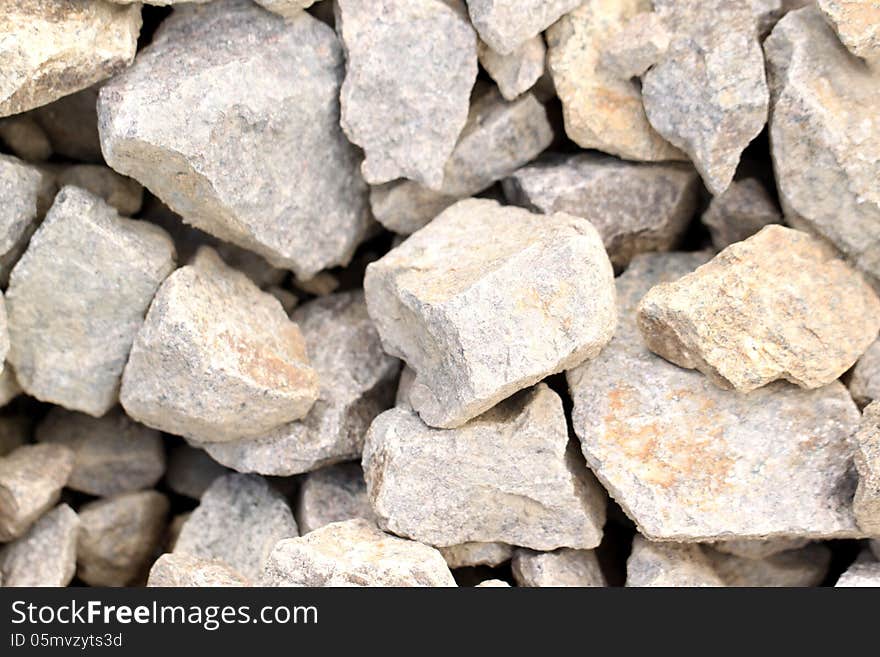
[439,543,513,570]
[817,0,880,63]
[467,0,582,55]
[77,491,168,587]
[120,247,318,444]
[204,291,397,473]
[363,384,607,550]
[599,11,670,79]
[836,561,880,586]
[174,474,298,580]
[503,154,698,269]
[626,536,724,587]
[765,6,880,292]
[31,85,103,163]
[512,548,606,587]
[164,445,228,500]
[569,251,865,541]
[476,579,510,587]
[700,178,782,250]
[295,463,376,534]
[712,538,810,560]
[0,504,78,587]
[0,416,30,457]
[261,519,456,587]
[53,165,143,216]
[547,2,683,162]
[254,0,315,18]
[0,116,52,162]
[365,199,616,428]
[36,407,165,497]
[0,0,141,117]
[98,2,370,279]
[851,339,880,406]
[147,553,250,587]
[7,187,176,416]
[705,544,831,587]
[637,226,880,391]
[478,36,545,101]
[0,444,73,541]
[854,402,880,535]
[642,0,769,195]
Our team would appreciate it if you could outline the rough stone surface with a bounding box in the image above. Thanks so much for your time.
[36,407,165,497]
[503,154,699,269]
[853,402,880,535]
[120,247,319,444]
[0,116,52,162]
[98,1,371,279]
[0,504,78,586]
[467,0,582,55]
[365,198,616,428]
[547,1,683,162]
[53,165,143,216]
[599,11,670,79]
[147,552,250,587]
[6,186,176,416]
[164,445,228,500]
[336,0,477,189]
[705,543,831,586]
[851,338,880,406]
[836,561,880,586]
[295,463,376,535]
[642,0,769,195]
[512,548,606,587]
[174,474,298,580]
[0,0,141,117]
[439,543,513,569]
[478,36,545,101]
[626,536,725,587]
[700,178,782,250]
[260,519,456,587]
[817,0,880,63]
[0,444,74,541]
[31,84,103,162]
[363,384,607,550]
[712,538,810,559]
[77,491,169,587]
[765,6,880,292]
[636,226,880,391]
[568,251,864,541]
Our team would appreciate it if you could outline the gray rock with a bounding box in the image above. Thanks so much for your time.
[35,407,165,497]
[711,538,810,559]
[0,0,141,117]
[147,552,250,587]
[7,186,176,416]
[598,11,670,79]
[265,286,299,314]
[365,198,616,428]
[765,6,880,292]
[642,0,769,195]
[512,548,606,587]
[871,539,880,560]
[52,165,143,216]
[466,0,582,55]
[854,402,880,535]
[336,0,477,189]
[120,247,319,444]
[705,543,831,586]
[439,543,513,569]
[295,463,376,534]
[503,153,699,269]
[0,415,30,457]
[700,178,782,250]
[817,0,880,64]
[0,504,78,587]
[204,291,398,474]
[260,519,456,587]
[478,36,546,101]
[77,490,169,587]
[395,365,416,410]
[637,226,880,391]
[164,445,228,500]
[98,1,371,279]
[31,84,103,163]
[0,116,52,162]
[0,444,74,541]
[174,473,298,580]
[837,561,880,586]
[626,536,724,587]
[363,384,607,550]
[568,251,864,542]
[851,338,880,406]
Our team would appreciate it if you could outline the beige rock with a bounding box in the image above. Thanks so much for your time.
[626,536,724,587]
[851,338,880,406]
[817,0,880,63]
[0,368,21,409]
[0,504,78,587]
[854,402,880,535]
[711,538,810,559]
[0,444,73,541]
[700,178,782,250]
[512,548,606,587]
[296,463,376,534]
[439,543,513,569]
[254,0,315,18]
[705,544,831,586]
[52,165,143,216]
[599,11,670,79]
[466,0,582,55]
[147,552,250,587]
[0,415,30,457]
[478,36,546,101]
[0,116,52,162]
[31,84,103,162]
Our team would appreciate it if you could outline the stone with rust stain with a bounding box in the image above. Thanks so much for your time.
[147,552,250,587]
[439,543,513,569]
[0,504,79,587]
[478,36,545,101]
[626,536,724,587]
[294,463,376,535]
[817,0,880,64]
[466,0,582,55]
[700,178,782,250]
[512,548,606,587]
[851,339,880,406]
[854,402,880,535]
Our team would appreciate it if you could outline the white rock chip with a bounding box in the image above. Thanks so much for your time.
[854,402,880,535]
[466,0,582,55]
[0,504,78,587]
[7,186,176,416]
[260,519,456,587]
[174,474,298,580]
[836,561,880,587]
[700,178,782,250]
[817,0,880,64]
[363,384,607,550]
[147,552,250,587]
[439,543,513,570]
[120,247,319,444]
[705,543,831,587]
[512,548,606,587]
[164,445,228,500]
[98,1,370,279]
[295,463,376,535]
[851,339,880,406]
[478,36,546,101]
[476,579,510,587]
[365,198,616,428]
[336,0,477,189]
[626,536,724,587]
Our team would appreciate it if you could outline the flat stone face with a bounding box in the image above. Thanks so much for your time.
[0,504,78,587]
[362,384,607,550]
[466,0,582,55]
[204,291,398,474]
[336,0,477,189]
[120,247,319,444]
[98,1,370,279]
[77,490,169,587]
[642,0,769,195]
[626,536,724,587]
[174,473,298,580]
[32,84,103,162]
[295,463,377,535]
[854,402,880,535]
[53,165,143,216]
[836,562,880,587]
[365,198,616,428]
[637,226,880,391]
[765,6,880,292]
[817,0,880,63]
[0,0,141,117]
[512,548,606,587]
[700,178,782,250]
[503,153,699,269]
[478,36,546,101]
[164,445,228,500]
[547,1,683,162]
[147,553,250,587]
[7,186,176,417]
[35,407,165,497]
[705,543,831,587]
[0,444,74,541]
[260,519,456,587]
[439,543,512,569]
[568,251,864,542]
[851,338,880,406]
